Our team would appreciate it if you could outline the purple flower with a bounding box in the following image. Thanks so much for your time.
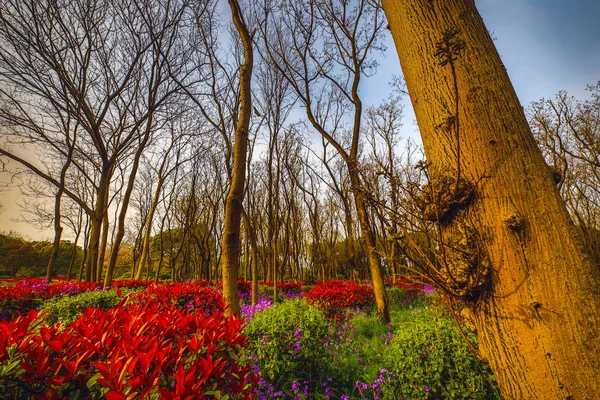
[423,285,435,295]
[241,297,273,320]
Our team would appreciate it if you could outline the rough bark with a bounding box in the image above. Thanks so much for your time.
[382,0,600,398]
[220,0,253,317]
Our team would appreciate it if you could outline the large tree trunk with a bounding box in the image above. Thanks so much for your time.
[382,0,600,398]
[220,0,254,317]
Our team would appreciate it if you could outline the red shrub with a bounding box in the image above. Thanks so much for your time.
[110,279,154,289]
[388,276,423,291]
[304,280,374,319]
[0,278,156,321]
[131,281,221,315]
[0,287,258,399]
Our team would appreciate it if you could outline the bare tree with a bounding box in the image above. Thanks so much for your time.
[528,83,600,264]
[0,0,192,283]
[260,0,390,321]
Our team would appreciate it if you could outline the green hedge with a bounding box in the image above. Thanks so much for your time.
[39,289,134,325]
[381,317,500,399]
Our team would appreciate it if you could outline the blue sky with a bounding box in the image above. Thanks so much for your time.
[1,0,599,240]
[363,0,600,141]
[477,0,600,101]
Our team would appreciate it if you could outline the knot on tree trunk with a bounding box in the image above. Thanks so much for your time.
[416,175,475,223]
[503,210,525,232]
[441,220,490,299]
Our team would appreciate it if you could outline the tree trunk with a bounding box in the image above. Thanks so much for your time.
[66,223,81,281]
[79,219,90,281]
[351,175,390,322]
[220,0,254,317]
[46,127,76,282]
[97,205,110,283]
[382,0,600,398]
[136,147,172,278]
[242,208,260,305]
[86,214,102,282]
[86,170,110,281]
[105,130,150,287]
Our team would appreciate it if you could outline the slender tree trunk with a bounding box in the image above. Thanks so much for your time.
[220,0,254,317]
[87,170,110,281]
[46,219,63,282]
[66,225,81,281]
[348,162,390,323]
[251,241,258,305]
[105,134,150,287]
[136,159,170,278]
[242,208,260,305]
[382,0,600,397]
[46,129,76,282]
[79,218,90,281]
[46,166,71,282]
[97,206,110,282]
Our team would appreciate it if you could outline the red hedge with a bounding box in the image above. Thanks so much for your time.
[304,280,374,319]
[386,276,423,291]
[0,285,258,399]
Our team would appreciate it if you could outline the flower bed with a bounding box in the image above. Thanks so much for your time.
[0,278,153,321]
[0,285,258,399]
[304,280,374,319]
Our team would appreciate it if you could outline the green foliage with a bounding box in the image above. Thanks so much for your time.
[300,285,313,293]
[244,299,332,394]
[0,233,83,277]
[257,285,273,300]
[381,317,500,400]
[39,289,131,325]
[386,287,436,310]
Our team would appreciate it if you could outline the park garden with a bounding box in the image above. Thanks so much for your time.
[0,277,499,399]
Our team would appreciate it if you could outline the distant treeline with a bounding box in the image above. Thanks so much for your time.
[0,233,83,278]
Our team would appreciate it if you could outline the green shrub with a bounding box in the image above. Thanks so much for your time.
[381,317,500,400]
[243,299,332,394]
[39,289,129,325]
[300,285,313,293]
[386,286,433,309]
[257,285,273,300]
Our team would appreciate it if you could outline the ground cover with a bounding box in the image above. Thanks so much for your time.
[0,278,500,399]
